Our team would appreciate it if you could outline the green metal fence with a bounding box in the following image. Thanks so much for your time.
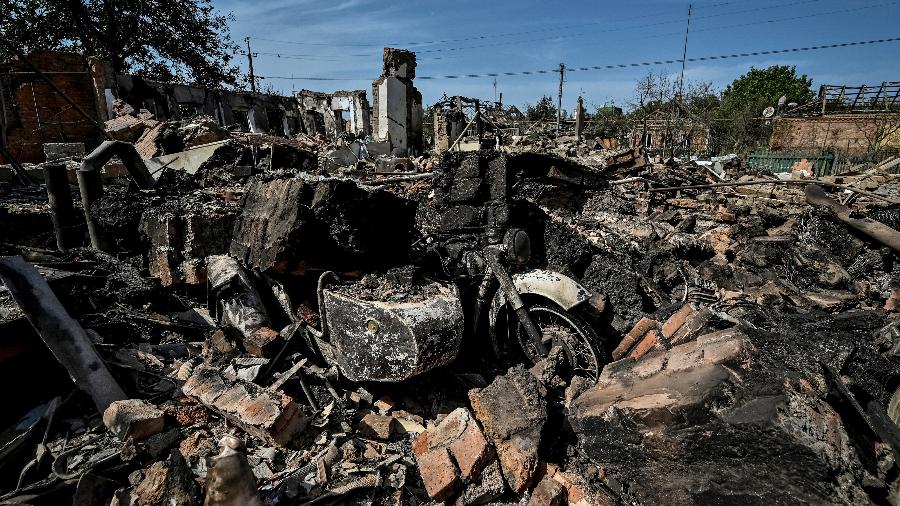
[747,149,836,176]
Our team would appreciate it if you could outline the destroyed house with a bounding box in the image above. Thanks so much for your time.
[296,89,371,139]
[432,95,517,152]
[771,81,900,158]
[628,101,710,157]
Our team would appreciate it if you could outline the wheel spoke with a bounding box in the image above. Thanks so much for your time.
[513,305,601,381]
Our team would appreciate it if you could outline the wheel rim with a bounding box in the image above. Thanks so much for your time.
[514,306,601,380]
[888,386,900,426]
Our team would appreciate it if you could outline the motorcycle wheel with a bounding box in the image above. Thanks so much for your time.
[511,302,606,381]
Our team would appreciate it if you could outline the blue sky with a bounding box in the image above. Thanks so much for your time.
[216,0,900,112]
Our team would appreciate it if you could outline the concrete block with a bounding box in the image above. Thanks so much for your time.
[461,458,506,505]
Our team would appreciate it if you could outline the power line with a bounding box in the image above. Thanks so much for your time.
[246,0,817,53]
[256,35,900,81]
[244,0,878,65]
[247,8,691,49]
[258,76,371,81]
[375,1,895,58]
[242,0,833,63]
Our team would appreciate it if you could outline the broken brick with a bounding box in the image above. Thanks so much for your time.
[103,399,165,441]
[669,307,713,345]
[162,399,211,426]
[469,365,546,494]
[414,445,460,501]
[628,329,659,361]
[243,326,281,358]
[134,122,164,159]
[661,304,696,339]
[413,407,493,482]
[612,316,658,360]
[358,413,398,440]
[573,328,755,428]
[181,365,308,446]
[528,476,566,506]
[104,114,145,141]
[374,396,396,413]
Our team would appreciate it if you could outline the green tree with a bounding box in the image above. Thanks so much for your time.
[713,65,814,153]
[591,104,627,139]
[1,0,241,88]
[525,95,558,121]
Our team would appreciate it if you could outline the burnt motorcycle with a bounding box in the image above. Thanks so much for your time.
[304,227,608,383]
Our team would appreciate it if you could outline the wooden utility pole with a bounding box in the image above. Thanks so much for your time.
[556,63,566,134]
[245,37,257,93]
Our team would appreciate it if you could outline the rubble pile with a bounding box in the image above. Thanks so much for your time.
[2,117,900,506]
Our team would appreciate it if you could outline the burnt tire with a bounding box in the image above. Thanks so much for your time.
[511,302,606,382]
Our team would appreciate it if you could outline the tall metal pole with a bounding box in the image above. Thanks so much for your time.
[673,4,693,158]
[556,63,565,135]
[678,4,693,101]
[246,37,257,93]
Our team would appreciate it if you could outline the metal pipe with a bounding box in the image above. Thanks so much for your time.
[806,184,900,252]
[80,140,154,190]
[0,256,126,413]
[484,251,547,357]
[76,168,105,251]
[42,164,80,250]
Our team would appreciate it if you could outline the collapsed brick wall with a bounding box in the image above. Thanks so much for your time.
[1,50,103,163]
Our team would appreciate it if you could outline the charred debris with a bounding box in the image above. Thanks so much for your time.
[4,62,900,506]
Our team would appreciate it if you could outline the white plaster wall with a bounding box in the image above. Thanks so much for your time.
[376,77,409,151]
